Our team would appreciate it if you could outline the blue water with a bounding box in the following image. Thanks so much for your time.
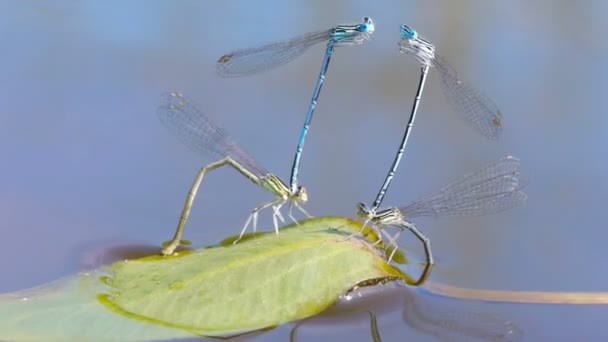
[1,1,607,340]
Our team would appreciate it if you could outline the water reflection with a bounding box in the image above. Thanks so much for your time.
[291,280,522,341]
[401,289,523,341]
[2,0,608,340]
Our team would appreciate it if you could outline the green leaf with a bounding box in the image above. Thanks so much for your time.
[0,274,197,341]
[0,217,414,341]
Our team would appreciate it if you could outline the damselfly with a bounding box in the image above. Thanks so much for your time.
[366,24,504,217]
[157,92,311,255]
[399,24,503,140]
[357,156,527,266]
[217,17,374,194]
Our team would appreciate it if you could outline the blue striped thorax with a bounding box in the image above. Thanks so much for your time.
[400,25,418,40]
[329,17,374,46]
[398,24,435,66]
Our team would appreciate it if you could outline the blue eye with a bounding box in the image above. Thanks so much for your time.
[359,17,374,32]
[400,25,419,39]
[401,29,417,40]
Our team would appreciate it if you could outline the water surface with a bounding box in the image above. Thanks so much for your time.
[1,1,607,340]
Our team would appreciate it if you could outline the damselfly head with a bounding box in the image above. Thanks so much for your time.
[294,186,308,203]
[355,202,373,218]
[400,24,418,40]
[398,28,435,66]
[359,17,375,33]
[330,17,374,47]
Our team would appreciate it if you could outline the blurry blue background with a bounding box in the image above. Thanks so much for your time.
[0,0,607,340]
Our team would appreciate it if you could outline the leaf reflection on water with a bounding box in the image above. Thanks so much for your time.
[289,277,523,342]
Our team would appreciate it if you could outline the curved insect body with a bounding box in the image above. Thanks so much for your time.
[398,24,503,140]
[217,17,375,195]
[357,156,527,270]
[360,24,508,262]
[157,92,311,255]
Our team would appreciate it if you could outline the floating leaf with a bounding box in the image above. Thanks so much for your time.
[0,274,196,341]
[0,217,415,341]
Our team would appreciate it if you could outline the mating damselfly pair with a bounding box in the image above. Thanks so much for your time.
[157,17,526,282]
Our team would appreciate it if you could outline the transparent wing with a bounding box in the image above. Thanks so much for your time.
[400,156,527,218]
[216,30,332,78]
[433,54,503,140]
[329,31,373,48]
[403,293,523,342]
[398,36,435,66]
[157,92,268,177]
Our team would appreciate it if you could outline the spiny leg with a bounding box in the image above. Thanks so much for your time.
[381,226,404,263]
[346,218,370,241]
[287,201,300,226]
[286,201,312,227]
[271,201,287,235]
[356,225,399,259]
[235,212,257,244]
[369,223,386,247]
[273,204,286,225]
[238,212,255,242]
[234,197,284,244]
[162,157,257,255]
[293,201,313,218]
[358,218,371,235]
[347,219,384,246]
[287,201,296,224]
